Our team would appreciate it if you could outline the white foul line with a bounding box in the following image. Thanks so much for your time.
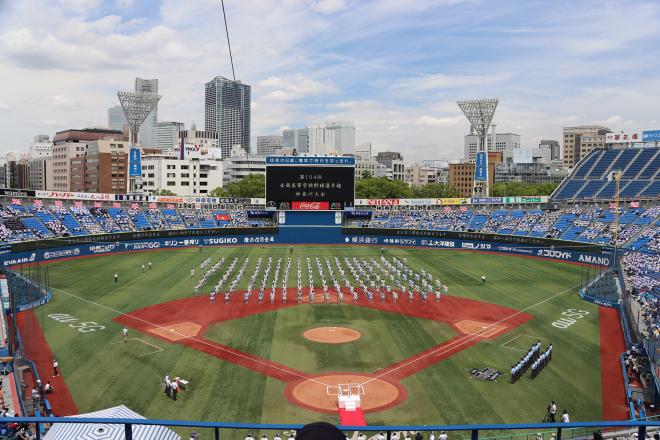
[49,286,332,387]
[360,283,581,386]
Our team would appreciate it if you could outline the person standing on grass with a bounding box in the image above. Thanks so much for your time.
[141,264,145,273]
[170,379,178,401]
[148,262,152,270]
[52,359,60,377]
[560,410,570,423]
[549,401,557,422]
[114,273,118,284]
[481,275,486,285]
[123,326,128,343]
[439,432,447,440]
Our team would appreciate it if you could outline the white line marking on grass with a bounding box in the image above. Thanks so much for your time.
[360,283,581,386]
[110,338,164,356]
[49,286,332,387]
[500,335,525,352]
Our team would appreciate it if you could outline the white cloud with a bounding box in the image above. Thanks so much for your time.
[394,73,510,92]
[313,0,347,14]
[45,95,79,108]
[115,0,134,8]
[415,115,463,127]
[258,75,337,100]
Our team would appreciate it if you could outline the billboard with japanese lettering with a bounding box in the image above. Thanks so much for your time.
[265,156,355,210]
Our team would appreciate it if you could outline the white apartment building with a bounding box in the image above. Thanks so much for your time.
[308,125,336,155]
[153,122,184,150]
[223,145,265,184]
[464,133,520,162]
[257,135,284,156]
[325,121,355,155]
[141,153,223,196]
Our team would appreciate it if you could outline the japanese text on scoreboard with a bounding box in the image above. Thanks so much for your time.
[265,156,355,210]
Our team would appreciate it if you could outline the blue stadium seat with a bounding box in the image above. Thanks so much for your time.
[573,150,603,178]
[638,150,660,179]
[609,149,640,174]
[553,180,587,200]
[576,180,606,198]
[586,150,620,179]
[620,180,651,198]
[640,181,660,197]
[623,149,656,178]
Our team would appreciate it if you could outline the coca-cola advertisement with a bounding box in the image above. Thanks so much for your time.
[265,161,355,210]
[291,201,330,210]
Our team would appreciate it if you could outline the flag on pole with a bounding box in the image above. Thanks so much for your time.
[166,203,175,210]
[93,201,103,208]
[130,203,139,210]
[443,206,452,213]
[33,199,43,209]
[74,201,83,209]
[609,201,617,209]
[10,198,21,206]
[54,200,64,208]
[459,206,468,213]
[630,201,640,208]
[148,203,157,210]
[112,202,121,209]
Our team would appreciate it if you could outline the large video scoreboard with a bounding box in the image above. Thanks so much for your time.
[265,156,355,210]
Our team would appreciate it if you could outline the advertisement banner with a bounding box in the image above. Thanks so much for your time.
[642,130,660,142]
[155,196,185,204]
[400,198,436,206]
[366,199,400,206]
[475,151,487,181]
[471,197,503,204]
[129,148,142,177]
[437,198,469,205]
[35,190,115,201]
[0,188,35,197]
[605,132,641,143]
[504,196,545,204]
[291,201,329,210]
[266,156,355,165]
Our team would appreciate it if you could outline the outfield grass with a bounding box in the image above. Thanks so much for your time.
[30,246,600,428]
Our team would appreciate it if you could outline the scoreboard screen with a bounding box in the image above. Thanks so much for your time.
[265,156,355,210]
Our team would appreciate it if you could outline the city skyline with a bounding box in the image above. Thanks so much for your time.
[0,0,659,161]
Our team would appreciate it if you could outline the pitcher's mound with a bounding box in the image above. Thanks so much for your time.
[286,374,405,413]
[303,327,361,344]
[455,320,506,338]
[148,322,201,341]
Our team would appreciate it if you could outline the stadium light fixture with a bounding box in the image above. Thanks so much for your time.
[117,91,162,146]
[457,98,498,196]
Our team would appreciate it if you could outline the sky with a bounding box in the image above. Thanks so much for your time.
[0,0,659,161]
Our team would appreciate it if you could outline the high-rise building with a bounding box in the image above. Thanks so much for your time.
[539,140,561,161]
[257,135,284,156]
[51,128,126,190]
[204,76,251,157]
[223,145,265,184]
[153,122,184,150]
[325,121,355,155]
[355,143,372,160]
[108,105,128,133]
[562,126,611,168]
[308,125,336,155]
[282,128,309,153]
[464,133,520,161]
[134,78,159,147]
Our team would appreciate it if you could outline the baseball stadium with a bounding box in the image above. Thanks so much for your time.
[0,146,657,439]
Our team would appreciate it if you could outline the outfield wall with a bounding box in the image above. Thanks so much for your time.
[0,225,615,268]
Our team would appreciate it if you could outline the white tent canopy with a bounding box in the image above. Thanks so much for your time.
[43,405,181,440]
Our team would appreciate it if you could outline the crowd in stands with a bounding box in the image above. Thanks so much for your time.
[0,198,658,251]
[622,253,660,339]
[0,199,264,243]
[365,205,659,249]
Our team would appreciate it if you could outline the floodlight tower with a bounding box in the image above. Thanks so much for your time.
[457,98,498,196]
[117,91,161,193]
